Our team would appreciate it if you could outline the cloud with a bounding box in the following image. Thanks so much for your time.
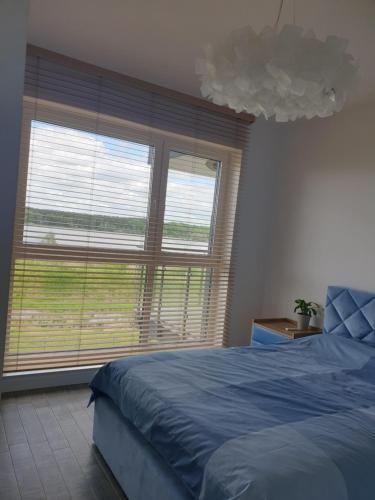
[27,121,216,226]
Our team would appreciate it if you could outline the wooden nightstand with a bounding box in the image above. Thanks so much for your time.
[251,318,322,346]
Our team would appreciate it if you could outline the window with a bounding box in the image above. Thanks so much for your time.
[4,101,240,372]
[24,121,154,251]
[162,151,220,254]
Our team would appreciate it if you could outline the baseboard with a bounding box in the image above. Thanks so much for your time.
[0,365,100,394]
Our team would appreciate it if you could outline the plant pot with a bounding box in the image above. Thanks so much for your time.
[297,314,310,330]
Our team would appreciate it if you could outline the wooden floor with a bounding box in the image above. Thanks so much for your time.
[0,385,128,500]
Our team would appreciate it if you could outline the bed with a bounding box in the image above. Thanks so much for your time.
[90,286,375,500]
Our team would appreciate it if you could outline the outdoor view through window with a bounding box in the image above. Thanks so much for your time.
[5,120,225,370]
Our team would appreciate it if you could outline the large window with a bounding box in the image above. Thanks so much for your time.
[4,103,239,371]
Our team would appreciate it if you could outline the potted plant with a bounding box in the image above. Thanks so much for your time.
[294,299,319,330]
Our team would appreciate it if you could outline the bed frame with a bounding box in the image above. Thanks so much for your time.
[324,286,375,343]
[93,395,192,500]
[93,285,375,500]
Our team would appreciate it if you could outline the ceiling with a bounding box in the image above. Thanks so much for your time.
[28,0,375,105]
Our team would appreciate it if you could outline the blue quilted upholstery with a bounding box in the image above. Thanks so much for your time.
[324,286,375,345]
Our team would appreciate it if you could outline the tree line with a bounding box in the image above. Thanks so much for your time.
[25,207,209,242]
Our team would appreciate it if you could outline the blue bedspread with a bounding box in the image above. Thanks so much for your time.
[90,335,375,500]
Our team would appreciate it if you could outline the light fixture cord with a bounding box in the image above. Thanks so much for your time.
[274,0,284,29]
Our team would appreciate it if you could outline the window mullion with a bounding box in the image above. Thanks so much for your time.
[138,137,168,344]
[144,137,167,255]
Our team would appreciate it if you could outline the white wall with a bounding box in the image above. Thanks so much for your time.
[227,118,286,345]
[261,101,375,326]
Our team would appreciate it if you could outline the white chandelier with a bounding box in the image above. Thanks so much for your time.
[196,1,358,122]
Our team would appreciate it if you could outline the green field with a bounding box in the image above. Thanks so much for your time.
[8,259,208,354]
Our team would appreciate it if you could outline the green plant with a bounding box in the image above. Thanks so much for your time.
[294,299,319,317]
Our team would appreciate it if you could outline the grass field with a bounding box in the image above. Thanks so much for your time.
[8,259,208,354]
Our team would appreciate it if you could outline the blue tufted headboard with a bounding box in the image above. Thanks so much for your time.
[324,286,375,345]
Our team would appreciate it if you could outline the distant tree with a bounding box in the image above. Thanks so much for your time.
[26,207,209,242]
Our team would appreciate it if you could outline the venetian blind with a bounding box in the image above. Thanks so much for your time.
[4,45,252,372]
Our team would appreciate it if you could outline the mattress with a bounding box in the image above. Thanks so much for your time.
[90,333,375,500]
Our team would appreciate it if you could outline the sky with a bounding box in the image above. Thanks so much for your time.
[27,121,217,228]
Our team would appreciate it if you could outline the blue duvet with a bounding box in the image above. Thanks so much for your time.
[90,335,375,500]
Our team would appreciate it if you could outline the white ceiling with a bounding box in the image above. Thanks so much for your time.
[28,0,375,105]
